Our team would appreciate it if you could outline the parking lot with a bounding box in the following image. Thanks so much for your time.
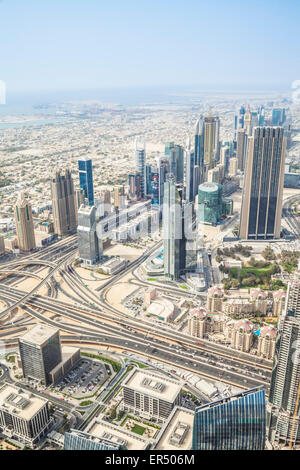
[53,358,107,397]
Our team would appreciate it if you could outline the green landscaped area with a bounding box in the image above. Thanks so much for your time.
[131,424,146,436]
[179,284,188,290]
[147,278,157,281]
[222,261,284,289]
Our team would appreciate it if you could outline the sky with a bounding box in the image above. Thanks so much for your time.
[0,0,300,94]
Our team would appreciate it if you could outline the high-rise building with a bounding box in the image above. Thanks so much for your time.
[135,138,146,198]
[268,279,300,447]
[272,108,286,126]
[185,137,195,202]
[236,128,247,172]
[77,204,102,265]
[158,157,169,208]
[51,169,76,237]
[75,188,85,224]
[19,324,62,386]
[78,156,94,206]
[234,105,246,143]
[128,172,141,202]
[244,107,253,136]
[194,117,204,181]
[14,192,36,251]
[203,114,220,175]
[114,185,125,210]
[198,182,223,225]
[163,174,186,280]
[165,143,184,184]
[239,127,286,240]
[145,164,153,196]
[192,387,266,450]
[150,167,160,207]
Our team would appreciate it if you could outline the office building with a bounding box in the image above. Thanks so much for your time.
[135,138,146,198]
[192,387,266,450]
[272,108,286,126]
[236,128,247,171]
[75,188,85,224]
[0,383,52,445]
[77,204,102,265]
[122,369,182,422]
[234,105,246,143]
[14,192,36,252]
[203,114,220,175]
[150,168,160,206]
[163,174,186,280]
[194,117,204,181]
[229,157,238,176]
[19,324,62,386]
[239,127,286,240]
[146,164,153,196]
[78,156,94,206]
[51,169,76,237]
[268,279,300,446]
[114,185,125,210]
[165,143,184,184]
[198,182,223,225]
[244,107,253,136]
[64,429,126,450]
[185,137,195,202]
[128,172,141,201]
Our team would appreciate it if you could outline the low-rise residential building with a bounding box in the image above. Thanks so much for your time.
[257,325,277,360]
[225,319,254,352]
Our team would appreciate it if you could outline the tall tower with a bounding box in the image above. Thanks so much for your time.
[203,113,220,176]
[77,204,102,265]
[193,387,266,450]
[236,128,247,172]
[165,142,184,184]
[185,136,195,202]
[163,174,186,280]
[244,106,253,136]
[194,116,204,181]
[135,138,146,198]
[78,156,94,206]
[128,172,141,202]
[51,169,76,237]
[239,127,286,240]
[268,279,300,447]
[14,192,36,252]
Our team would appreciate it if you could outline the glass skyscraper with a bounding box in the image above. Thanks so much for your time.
[268,278,300,447]
[185,137,195,203]
[163,174,186,280]
[192,387,266,450]
[239,127,286,240]
[135,138,146,198]
[78,157,94,206]
[198,182,223,225]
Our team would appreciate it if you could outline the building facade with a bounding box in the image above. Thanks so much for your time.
[14,192,36,252]
[192,387,266,450]
[239,127,286,240]
[78,157,94,206]
[51,169,76,237]
[77,204,102,265]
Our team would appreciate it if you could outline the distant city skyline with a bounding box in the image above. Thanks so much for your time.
[1,0,300,94]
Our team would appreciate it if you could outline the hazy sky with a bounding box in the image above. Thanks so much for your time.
[1,0,300,93]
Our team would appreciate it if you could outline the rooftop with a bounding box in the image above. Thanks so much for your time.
[87,419,149,450]
[0,383,48,421]
[154,406,194,450]
[20,323,60,347]
[122,369,182,403]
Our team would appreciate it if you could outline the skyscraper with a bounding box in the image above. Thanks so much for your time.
[51,169,77,237]
[163,174,186,280]
[185,136,195,202]
[114,185,125,210]
[244,107,253,136]
[74,188,85,224]
[272,108,286,126]
[78,156,94,206]
[77,204,102,265]
[135,138,146,198]
[165,143,184,184]
[236,128,247,172]
[239,127,286,240]
[268,279,300,447]
[194,117,204,181]
[14,192,36,252]
[19,324,62,386]
[198,182,223,225]
[203,114,220,177]
[128,172,141,201]
[192,387,266,450]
